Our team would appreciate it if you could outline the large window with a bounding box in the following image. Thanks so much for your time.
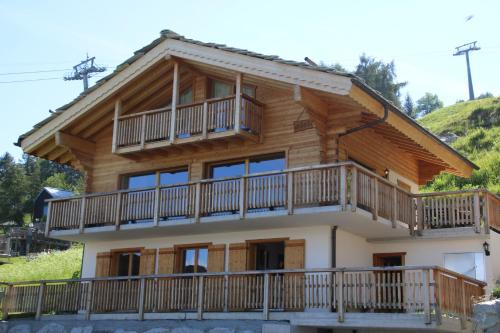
[179,86,193,105]
[209,78,256,99]
[113,250,141,277]
[444,252,485,281]
[180,247,208,273]
[207,153,285,179]
[124,168,189,189]
[248,241,285,271]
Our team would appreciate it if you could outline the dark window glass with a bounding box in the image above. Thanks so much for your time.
[117,252,141,276]
[254,242,285,271]
[159,170,188,185]
[210,161,245,179]
[249,155,285,173]
[127,173,156,189]
[182,247,208,273]
[131,253,141,276]
[179,87,193,105]
[243,85,256,98]
[211,80,233,98]
[118,253,130,276]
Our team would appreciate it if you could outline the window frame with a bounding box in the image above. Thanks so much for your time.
[110,247,143,277]
[207,76,257,99]
[120,166,190,190]
[205,152,287,179]
[175,243,210,273]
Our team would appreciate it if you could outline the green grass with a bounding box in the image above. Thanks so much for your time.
[0,245,83,282]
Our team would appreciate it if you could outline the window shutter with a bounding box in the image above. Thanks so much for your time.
[158,247,176,274]
[139,249,157,275]
[207,244,226,272]
[229,243,248,272]
[95,252,111,277]
[284,239,305,269]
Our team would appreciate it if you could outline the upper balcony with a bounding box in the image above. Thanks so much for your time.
[43,161,499,241]
[113,94,263,154]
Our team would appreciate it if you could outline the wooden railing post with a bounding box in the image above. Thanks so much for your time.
[263,273,270,320]
[336,271,344,322]
[79,197,86,234]
[140,114,147,149]
[197,276,204,320]
[153,187,160,226]
[234,73,242,133]
[409,198,416,236]
[459,277,467,329]
[112,99,122,153]
[202,101,208,139]
[239,177,246,219]
[391,187,398,228]
[115,193,122,230]
[417,197,424,234]
[372,178,378,220]
[35,282,45,320]
[194,183,201,223]
[287,171,294,215]
[138,278,146,320]
[350,167,357,212]
[423,269,431,324]
[483,193,491,234]
[44,201,52,237]
[223,274,229,313]
[85,281,93,321]
[340,166,347,210]
[473,192,481,233]
[169,61,180,143]
[433,269,442,325]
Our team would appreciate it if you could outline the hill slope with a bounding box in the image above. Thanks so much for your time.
[419,97,500,193]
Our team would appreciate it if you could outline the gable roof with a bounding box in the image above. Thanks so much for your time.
[16,29,478,175]
[43,187,74,199]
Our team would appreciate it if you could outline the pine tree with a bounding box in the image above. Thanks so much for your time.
[403,94,416,119]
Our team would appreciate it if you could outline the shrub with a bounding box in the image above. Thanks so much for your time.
[492,286,500,299]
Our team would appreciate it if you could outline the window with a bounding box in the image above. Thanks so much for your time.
[114,250,141,277]
[444,252,485,281]
[242,85,256,98]
[124,168,189,189]
[179,86,193,105]
[209,78,256,99]
[248,241,285,271]
[207,153,285,179]
[180,247,208,273]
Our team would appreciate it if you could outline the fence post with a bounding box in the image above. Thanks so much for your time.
[35,282,46,320]
[433,269,442,326]
[417,197,424,235]
[85,281,93,321]
[392,187,398,228]
[153,187,161,226]
[44,201,52,237]
[194,183,201,223]
[473,192,481,233]
[223,274,229,313]
[372,178,378,220]
[79,197,86,234]
[140,114,146,149]
[197,276,204,320]
[263,273,270,320]
[350,167,357,212]
[423,269,431,324]
[336,271,344,323]
[239,177,246,219]
[1,285,11,320]
[115,193,122,231]
[287,172,294,215]
[340,166,347,210]
[138,278,146,320]
[483,193,490,234]
[202,101,208,139]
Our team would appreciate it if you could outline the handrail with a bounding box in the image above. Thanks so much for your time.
[118,106,172,120]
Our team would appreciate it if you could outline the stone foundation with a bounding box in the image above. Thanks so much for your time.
[473,299,500,333]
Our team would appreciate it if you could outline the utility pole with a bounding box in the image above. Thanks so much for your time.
[64,55,106,92]
[453,41,480,100]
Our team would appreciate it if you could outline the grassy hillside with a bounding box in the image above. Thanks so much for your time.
[0,245,83,282]
[419,97,500,193]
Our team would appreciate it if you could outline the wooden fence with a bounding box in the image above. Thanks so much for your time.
[44,162,498,236]
[0,266,484,323]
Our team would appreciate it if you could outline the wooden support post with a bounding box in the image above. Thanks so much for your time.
[483,193,490,234]
[153,187,160,226]
[85,281,93,321]
[138,278,146,320]
[234,73,242,133]
[194,183,201,223]
[112,99,122,153]
[44,201,52,237]
[35,282,45,320]
[459,277,467,329]
[223,275,229,313]
[473,192,481,233]
[287,172,294,215]
[392,187,398,228]
[1,285,11,320]
[372,178,378,220]
[79,197,86,234]
[169,61,180,143]
[337,271,344,322]
[423,269,431,324]
[140,114,147,149]
[263,273,270,320]
[197,276,204,320]
[409,198,417,236]
[202,101,208,139]
[350,167,357,212]
[434,269,442,326]
[417,197,424,235]
[239,177,246,219]
[115,193,122,230]
[340,166,347,210]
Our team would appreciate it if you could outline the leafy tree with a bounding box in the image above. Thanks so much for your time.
[0,153,28,225]
[354,54,407,107]
[477,92,494,99]
[416,93,443,116]
[403,93,417,119]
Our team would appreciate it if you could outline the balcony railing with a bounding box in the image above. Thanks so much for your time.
[44,161,498,236]
[114,94,263,152]
[0,266,485,324]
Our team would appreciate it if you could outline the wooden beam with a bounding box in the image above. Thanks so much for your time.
[234,73,242,134]
[55,131,95,155]
[170,61,180,143]
[112,100,122,153]
[294,85,328,117]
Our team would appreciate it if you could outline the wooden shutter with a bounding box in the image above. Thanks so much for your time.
[284,239,305,269]
[207,244,226,272]
[139,249,157,275]
[157,247,176,274]
[229,243,248,272]
[95,252,111,277]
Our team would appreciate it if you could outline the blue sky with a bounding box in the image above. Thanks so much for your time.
[1,0,499,159]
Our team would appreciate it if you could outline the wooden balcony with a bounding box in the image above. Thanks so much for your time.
[43,161,499,239]
[0,266,485,328]
[113,94,264,154]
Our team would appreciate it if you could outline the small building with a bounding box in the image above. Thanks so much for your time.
[33,187,74,223]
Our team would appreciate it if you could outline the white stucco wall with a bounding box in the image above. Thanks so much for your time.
[81,225,332,278]
[335,228,373,267]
